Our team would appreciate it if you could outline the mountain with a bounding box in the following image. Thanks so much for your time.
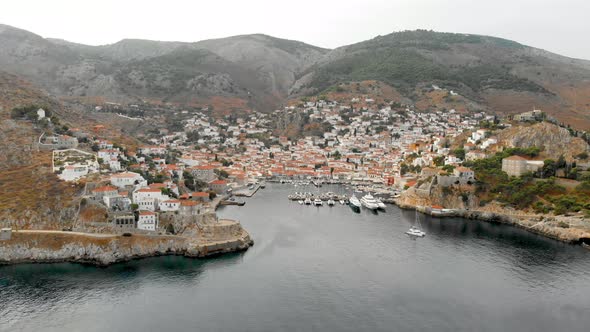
[0,24,328,110]
[1,24,590,128]
[195,34,327,97]
[293,30,590,128]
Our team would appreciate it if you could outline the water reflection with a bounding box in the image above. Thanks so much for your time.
[1,184,588,332]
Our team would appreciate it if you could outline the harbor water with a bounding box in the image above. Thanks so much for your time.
[1,183,589,332]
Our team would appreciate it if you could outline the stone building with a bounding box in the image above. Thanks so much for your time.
[110,213,136,229]
[502,155,528,176]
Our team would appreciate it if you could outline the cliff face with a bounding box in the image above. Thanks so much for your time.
[399,181,479,210]
[0,222,253,266]
[497,122,589,160]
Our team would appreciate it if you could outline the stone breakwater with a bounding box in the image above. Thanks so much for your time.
[395,201,590,245]
[0,224,253,266]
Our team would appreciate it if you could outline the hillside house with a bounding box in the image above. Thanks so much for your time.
[159,199,181,212]
[111,172,146,188]
[502,155,528,176]
[137,211,158,231]
[92,186,119,201]
[110,213,135,229]
[209,179,228,194]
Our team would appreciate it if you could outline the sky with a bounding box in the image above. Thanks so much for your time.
[1,0,589,59]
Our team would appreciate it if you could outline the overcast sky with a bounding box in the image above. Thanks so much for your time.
[1,0,589,59]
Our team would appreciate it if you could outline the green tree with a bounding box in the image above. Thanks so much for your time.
[453,148,466,160]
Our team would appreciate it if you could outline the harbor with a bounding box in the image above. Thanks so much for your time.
[2,183,589,332]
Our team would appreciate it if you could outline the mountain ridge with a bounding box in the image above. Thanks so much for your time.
[1,24,590,128]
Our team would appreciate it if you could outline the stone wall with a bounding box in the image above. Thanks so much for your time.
[0,229,253,266]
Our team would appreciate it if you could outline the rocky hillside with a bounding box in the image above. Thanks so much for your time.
[496,122,590,160]
[0,24,328,110]
[196,34,327,97]
[293,30,590,129]
[2,24,590,128]
[0,71,82,228]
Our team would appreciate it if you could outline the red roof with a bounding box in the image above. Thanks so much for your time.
[192,192,209,197]
[163,199,181,204]
[92,186,117,193]
[195,165,215,170]
[210,179,227,185]
[139,211,156,216]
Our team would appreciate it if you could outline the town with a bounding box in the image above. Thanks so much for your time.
[35,92,590,233]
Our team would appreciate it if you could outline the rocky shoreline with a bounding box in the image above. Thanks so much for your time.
[394,200,590,245]
[0,227,253,266]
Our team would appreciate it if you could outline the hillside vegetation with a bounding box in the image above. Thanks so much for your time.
[0,71,82,227]
[1,25,590,127]
[464,147,590,217]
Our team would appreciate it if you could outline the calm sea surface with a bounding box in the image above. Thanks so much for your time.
[1,183,589,332]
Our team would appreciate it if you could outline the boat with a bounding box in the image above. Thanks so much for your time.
[327,199,335,206]
[349,195,362,211]
[313,198,323,206]
[376,198,386,210]
[298,200,304,205]
[304,198,312,205]
[406,211,426,238]
[360,194,380,210]
[339,199,345,205]
[582,243,590,250]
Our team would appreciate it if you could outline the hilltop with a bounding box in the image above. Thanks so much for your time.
[1,25,590,128]
[293,30,590,129]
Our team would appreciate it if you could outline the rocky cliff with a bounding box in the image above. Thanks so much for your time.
[497,122,589,160]
[0,219,253,266]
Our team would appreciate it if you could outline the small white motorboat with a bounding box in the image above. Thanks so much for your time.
[304,198,312,205]
[298,200,304,205]
[406,226,426,238]
[327,199,335,206]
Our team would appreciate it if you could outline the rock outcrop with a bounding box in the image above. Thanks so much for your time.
[0,220,253,266]
[497,122,589,160]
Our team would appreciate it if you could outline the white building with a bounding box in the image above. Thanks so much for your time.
[138,211,158,231]
[98,149,119,161]
[111,172,146,188]
[59,165,89,182]
[133,188,170,212]
[159,199,181,212]
[37,108,46,120]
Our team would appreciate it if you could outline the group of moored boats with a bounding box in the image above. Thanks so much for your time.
[289,192,349,202]
[299,197,343,206]
[291,190,426,239]
[348,193,386,211]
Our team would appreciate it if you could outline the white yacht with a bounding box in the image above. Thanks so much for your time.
[376,198,386,210]
[298,200,304,205]
[339,199,345,205]
[304,198,312,205]
[360,194,380,210]
[406,211,426,238]
[327,199,335,206]
[313,198,323,206]
[406,226,426,238]
[349,195,362,210]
